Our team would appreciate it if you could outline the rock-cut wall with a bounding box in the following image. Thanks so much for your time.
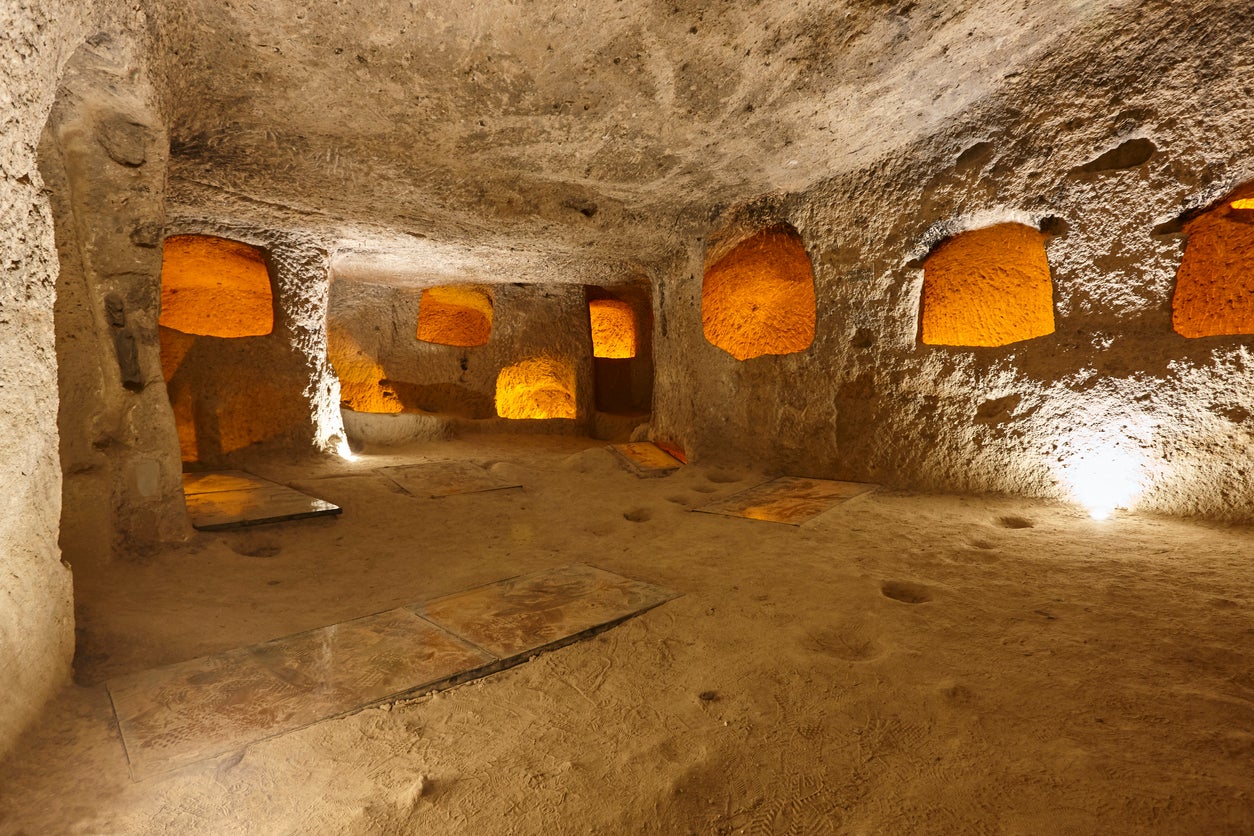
[0,0,98,758]
[652,1,1254,521]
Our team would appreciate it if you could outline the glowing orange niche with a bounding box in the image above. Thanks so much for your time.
[495,357,576,419]
[417,286,493,347]
[702,224,816,361]
[590,299,637,358]
[326,324,403,414]
[159,235,274,337]
[920,222,1054,347]
[1174,191,1254,338]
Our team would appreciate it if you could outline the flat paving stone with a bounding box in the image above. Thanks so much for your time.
[610,442,684,477]
[109,609,489,780]
[414,563,676,661]
[378,460,522,498]
[108,565,675,781]
[692,476,877,525]
[183,471,341,530]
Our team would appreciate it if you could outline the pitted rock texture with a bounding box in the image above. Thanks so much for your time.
[920,222,1054,348]
[9,0,1254,768]
[701,224,816,361]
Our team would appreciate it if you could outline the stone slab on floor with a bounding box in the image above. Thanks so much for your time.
[609,442,683,477]
[182,471,341,531]
[414,563,677,661]
[692,476,877,525]
[378,460,522,498]
[108,608,490,780]
[107,564,674,781]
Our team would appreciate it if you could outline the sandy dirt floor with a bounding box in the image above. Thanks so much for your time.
[1,434,1252,834]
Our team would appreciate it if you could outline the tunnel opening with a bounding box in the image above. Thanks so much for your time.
[495,357,577,420]
[326,321,404,415]
[919,222,1055,347]
[702,223,816,361]
[158,235,289,463]
[417,285,493,347]
[1172,186,1254,338]
[587,286,653,417]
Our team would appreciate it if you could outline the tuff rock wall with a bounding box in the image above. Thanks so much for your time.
[40,32,187,567]
[1,0,115,760]
[328,278,597,444]
[652,2,1254,521]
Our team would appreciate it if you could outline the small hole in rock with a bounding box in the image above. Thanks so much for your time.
[881,580,932,604]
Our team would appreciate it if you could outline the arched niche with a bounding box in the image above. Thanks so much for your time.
[416,285,493,347]
[159,235,274,337]
[702,223,817,361]
[495,357,577,420]
[919,222,1055,347]
[1172,187,1254,338]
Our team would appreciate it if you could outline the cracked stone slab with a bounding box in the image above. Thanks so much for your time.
[692,476,877,526]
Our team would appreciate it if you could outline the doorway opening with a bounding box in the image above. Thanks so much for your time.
[586,285,653,417]
[158,234,289,465]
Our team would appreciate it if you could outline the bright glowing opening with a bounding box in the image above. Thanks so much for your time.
[589,299,637,358]
[920,222,1054,347]
[702,224,816,361]
[1175,187,1254,337]
[1058,443,1145,521]
[326,324,403,415]
[417,286,493,347]
[495,357,576,419]
[159,235,274,337]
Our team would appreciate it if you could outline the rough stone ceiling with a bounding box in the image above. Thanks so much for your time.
[148,0,1131,283]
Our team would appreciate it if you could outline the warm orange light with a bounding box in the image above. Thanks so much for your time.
[417,286,492,347]
[495,357,576,419]
[326,324,403,414]
[159,235,274,337]
[213,377,288,455]
[590,299,637,358]
[654,440,687,464]
[920,222,1054,347]
[702,224,816,361]
[158,328,198,461]
[1174,195,1254,338]
[161,327,290,463]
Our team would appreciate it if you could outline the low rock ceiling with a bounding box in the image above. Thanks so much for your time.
[148,0,1129,284]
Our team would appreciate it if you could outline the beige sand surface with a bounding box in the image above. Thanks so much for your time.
[1,435,1251,834]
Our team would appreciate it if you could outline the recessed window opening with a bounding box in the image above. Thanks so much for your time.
[495,357,576,420]
[159,235,274,337]
[590,299,637,358]
[417,286,493,347]
[919,222,1055,347]
[702,223,816,361]
[159,235,279,464]
[1173,188,1254,338]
